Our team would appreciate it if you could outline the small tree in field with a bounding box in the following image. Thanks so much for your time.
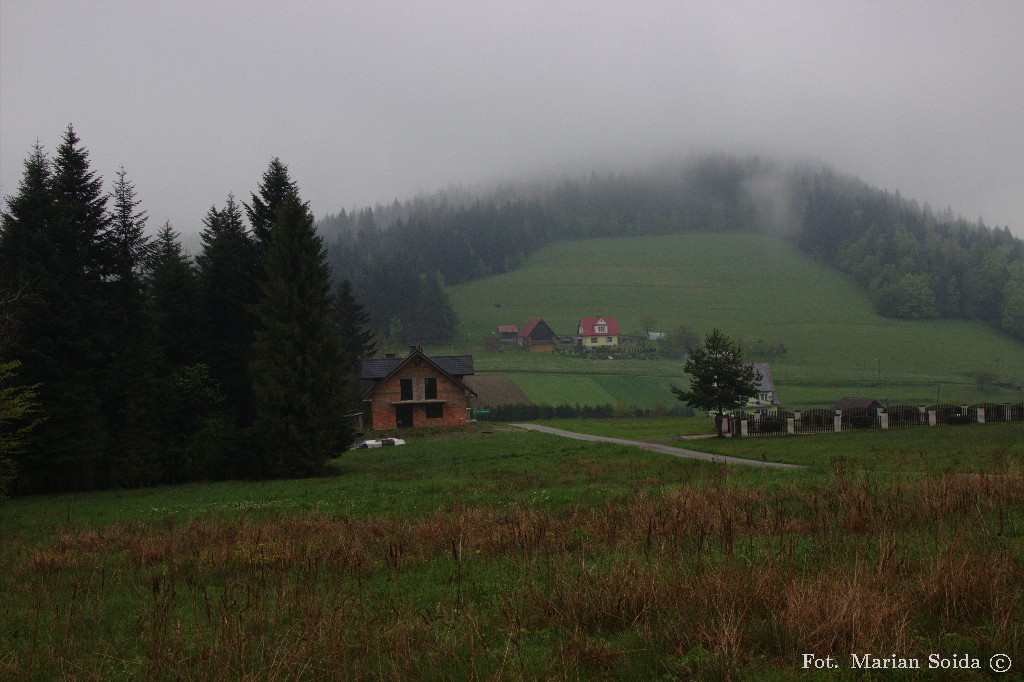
[670,328,761,437]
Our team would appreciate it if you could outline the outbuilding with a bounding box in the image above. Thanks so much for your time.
[517,318,557,352]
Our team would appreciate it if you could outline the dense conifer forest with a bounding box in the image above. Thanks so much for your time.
[0,127,374,495]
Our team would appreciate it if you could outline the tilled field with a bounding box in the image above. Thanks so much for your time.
[463,374,532,408]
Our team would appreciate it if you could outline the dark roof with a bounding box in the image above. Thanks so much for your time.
[751,362,776,393]
[360,354,474,380]
[519,317,556,339]
[834,396,881,411]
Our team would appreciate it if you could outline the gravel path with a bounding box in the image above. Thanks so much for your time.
[512,423,802,469]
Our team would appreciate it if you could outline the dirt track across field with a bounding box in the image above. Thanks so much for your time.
[464,374,531,408]
[512,423,802,469]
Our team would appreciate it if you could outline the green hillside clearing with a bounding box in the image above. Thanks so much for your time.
[445,232,1024,409]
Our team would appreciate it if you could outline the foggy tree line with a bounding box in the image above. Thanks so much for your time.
[321,157,776,343]
[799,170,1024,334]
[0,126,374,496]
[322,156,1024,344]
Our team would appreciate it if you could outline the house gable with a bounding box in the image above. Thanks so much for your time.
[518,318,557,352]
[360,349,476,429]
[576,316,620,347]
[747,362,779,409]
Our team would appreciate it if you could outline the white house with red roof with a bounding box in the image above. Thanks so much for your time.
[577,316,619,349]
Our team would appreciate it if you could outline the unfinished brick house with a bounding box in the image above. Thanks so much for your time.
[360,347,476,429]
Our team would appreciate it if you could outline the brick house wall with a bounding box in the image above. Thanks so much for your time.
[367,362,470,429]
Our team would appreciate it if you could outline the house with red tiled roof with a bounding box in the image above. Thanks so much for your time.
[577,316,619,349]
[517,318,557,352]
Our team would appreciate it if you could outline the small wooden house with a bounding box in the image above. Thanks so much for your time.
[517,318,557,352]
[360,347,476,429]
[496,325,519,344]
[577,316,619,349]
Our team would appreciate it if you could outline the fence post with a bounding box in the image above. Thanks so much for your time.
[879,409,889,430]
[740,419,748,437]
[834,410,843,432]
[977,407,985,424]
[787,417,795,434]
[928,409,937,427]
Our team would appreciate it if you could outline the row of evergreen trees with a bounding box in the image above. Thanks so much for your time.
[322,157,1024,344]
[0,126,375,495]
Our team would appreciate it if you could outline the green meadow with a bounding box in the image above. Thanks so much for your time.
[3,424,1024,680]
[445,232,1024,409]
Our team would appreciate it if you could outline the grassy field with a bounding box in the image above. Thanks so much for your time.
[533,416,717,440]
[3,424,1024,680]
[443,232,1024,409]
[544,417,1024,473]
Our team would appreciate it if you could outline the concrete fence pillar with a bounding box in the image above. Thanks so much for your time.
[928,410,937,427]
[977,408,986,424]
[787,417,795,434]
[834,410,843,432]
[879,409,889,430]
[740,419,748,437]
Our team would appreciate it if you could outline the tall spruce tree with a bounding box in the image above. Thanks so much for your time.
[196,195,260,432]
[1,127,112,491]
[150,223,201,366]
[250,189,349,477]
[331,279,377,407]
[0,145,53,495]
[149,223,231,482]
[0,144,54,293]
[101,168,161,486]
[332,279,377,363]
[246,158,297,252]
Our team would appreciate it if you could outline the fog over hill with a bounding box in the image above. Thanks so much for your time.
[2,2,1023,238]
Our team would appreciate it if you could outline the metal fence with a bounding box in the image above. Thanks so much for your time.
[929,404,978,425]
[839,408,882,432]
[794,409,836,434]
[887,405,929,428]
[725,401,1024,438]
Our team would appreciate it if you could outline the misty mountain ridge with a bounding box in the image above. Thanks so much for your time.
[319,156,1024,345]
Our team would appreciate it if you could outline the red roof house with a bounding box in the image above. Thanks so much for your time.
[577,316,619,349]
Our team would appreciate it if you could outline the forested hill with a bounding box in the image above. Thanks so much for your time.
[321,157,1024,344]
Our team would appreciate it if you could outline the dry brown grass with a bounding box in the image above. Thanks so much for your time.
[4,466,1024,679]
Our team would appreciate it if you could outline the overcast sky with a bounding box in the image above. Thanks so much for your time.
[3,1,1023,239]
